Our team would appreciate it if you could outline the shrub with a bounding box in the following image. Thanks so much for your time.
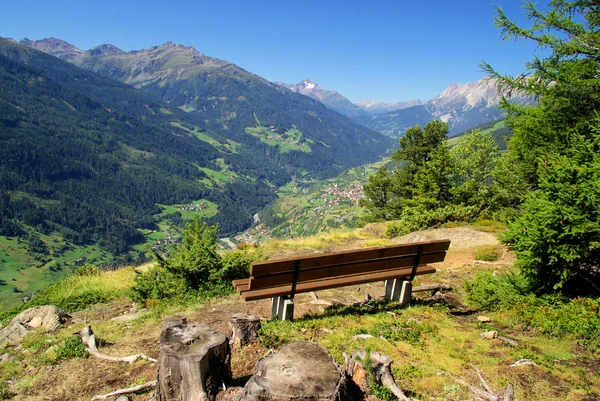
[464,272,600,353]
[463,270,530,310]
[473,245,502,262]
[73,263,101,276]
[386,204,478,238]
[131,216,261,304]
[130,265,187,304]
[53,336,88,362]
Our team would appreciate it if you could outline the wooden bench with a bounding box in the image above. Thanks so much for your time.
[233,239,450,320]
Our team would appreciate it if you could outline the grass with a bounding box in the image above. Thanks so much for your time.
[473,245,502,261]
[244,125,312,153]
[1,267,135,323]
[258,299,599,400]
[198,167,238,186]
[170,122,220,146]
[0,232,112,311]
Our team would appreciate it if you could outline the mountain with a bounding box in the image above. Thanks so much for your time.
[355,78,516,137]
[275,79,370,119]
[355,99,424,114]
[0,38,294,249]
[20,38,393,176]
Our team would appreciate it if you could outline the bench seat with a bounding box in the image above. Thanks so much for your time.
[233,239,450,319]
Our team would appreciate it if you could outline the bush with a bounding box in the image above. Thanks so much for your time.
[73,263,101,276]
[386,204,478,238]
[218,250,258,283]
[463,270,530,310]
[53,336,88,362]
[130,265,187,304]
[473,245,502,262]
[463,272,600,353]
[131,216,261,304]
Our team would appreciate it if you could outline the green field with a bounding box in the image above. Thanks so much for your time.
[245,122,312,153]
[0,197,221,311]
[0,232,112,310]
[170,121,220,146]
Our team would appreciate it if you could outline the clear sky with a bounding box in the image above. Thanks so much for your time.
[0,0,538,103]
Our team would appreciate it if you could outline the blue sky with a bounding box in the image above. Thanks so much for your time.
[0,0,538,103]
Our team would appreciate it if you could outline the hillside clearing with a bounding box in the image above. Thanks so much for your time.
[0,226,597,401]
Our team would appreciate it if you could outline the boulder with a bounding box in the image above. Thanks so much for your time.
[0,306,70,346]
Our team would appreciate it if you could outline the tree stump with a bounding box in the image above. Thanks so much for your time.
[157,324,231,401]
[228,313,260,349]
[163,315,187,328]
[239,341,349,401]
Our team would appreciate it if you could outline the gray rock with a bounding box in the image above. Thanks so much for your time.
[0,306,70,346]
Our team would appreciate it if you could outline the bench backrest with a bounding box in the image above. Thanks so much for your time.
[238,239,450,300]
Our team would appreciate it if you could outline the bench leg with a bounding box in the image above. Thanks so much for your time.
[385,279,401,301]
[399,280,412,307]
[271,296,294,321]
[385,279,412,307]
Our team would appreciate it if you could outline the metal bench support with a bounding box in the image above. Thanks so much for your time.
[271,296,294,321]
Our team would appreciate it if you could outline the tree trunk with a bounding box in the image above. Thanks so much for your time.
[239,341,350,401]
[228,313,260,349]
[163,315,187,329]
[157,324,230,401]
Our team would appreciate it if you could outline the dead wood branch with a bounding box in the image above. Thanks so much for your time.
[446,366,499,401]
[503,384,514,401]
[413,284,452,295]
[498,336,519,347]
[76,326,157,364]
[510,359,539,367]
[90,380,157,401]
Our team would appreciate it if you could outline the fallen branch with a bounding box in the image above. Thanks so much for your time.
[504,384,514,401]
[413,284,452,295]
[76,326,157,364]
[446,371,499,401]
[445,365,516,401]
[510,359,539,367]
[498,336,519,347]
[472,260,509,266]
[347,350,416,401]
[90,380,157,401]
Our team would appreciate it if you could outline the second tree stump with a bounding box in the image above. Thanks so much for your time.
[228,313,261,348]
[239,341,349,401]
[157,324,231,401]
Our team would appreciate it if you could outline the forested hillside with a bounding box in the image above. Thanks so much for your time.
[21,39,394,177]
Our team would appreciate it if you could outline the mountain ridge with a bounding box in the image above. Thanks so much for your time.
[356,99,424,114]
[19,37,394,176]
[275,79,370,119]
[354,78,517,137]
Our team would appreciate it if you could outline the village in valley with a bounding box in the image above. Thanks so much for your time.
[232,180,368,245]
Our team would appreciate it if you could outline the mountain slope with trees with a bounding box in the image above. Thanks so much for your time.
[20,38,394,177]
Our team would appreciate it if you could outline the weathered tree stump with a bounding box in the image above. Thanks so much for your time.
[239,341,349,401]
[228,313,260,349]
[157,324,231,401]
[346,350,414,401]
[163,315,187,328]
